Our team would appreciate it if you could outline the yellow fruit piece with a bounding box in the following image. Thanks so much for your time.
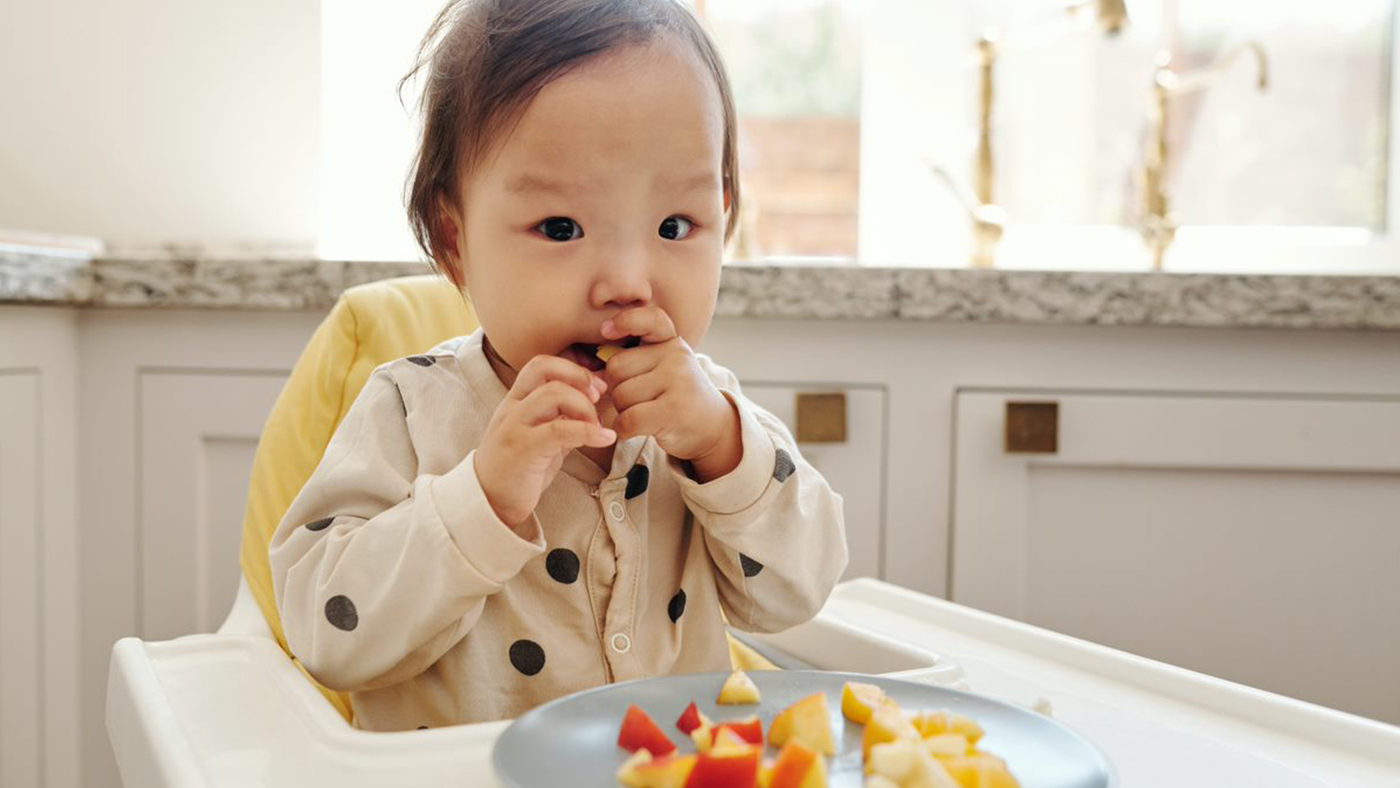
[867,739,962,788]
[940,753,1020,788]
[862,704,920,761]
[797,749,828,788]
[758,763,774,788]
[718,670,762,705]
[768,707,792,748]
[617,749,653,787]
[910,710,984,745]
[841,681,887,724]
[784,692,836,756]
[922,734,970,758]
[596,343,624,362]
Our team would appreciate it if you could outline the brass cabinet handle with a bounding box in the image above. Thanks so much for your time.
[796,392,847,443]
[1005,401,1058,454]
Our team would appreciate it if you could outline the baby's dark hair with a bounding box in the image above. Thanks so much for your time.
[399,0,741,287]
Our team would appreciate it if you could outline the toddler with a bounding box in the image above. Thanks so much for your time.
[270,0,847,730]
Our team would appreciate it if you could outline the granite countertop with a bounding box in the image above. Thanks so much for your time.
[3,245,1398,331]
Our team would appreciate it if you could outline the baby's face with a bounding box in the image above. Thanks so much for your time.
[452,36,727,378]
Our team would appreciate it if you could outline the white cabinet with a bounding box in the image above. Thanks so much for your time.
[742,384,886,582]
[0,371,41,788]
[138,372,288,640]
[951,390,1400,724]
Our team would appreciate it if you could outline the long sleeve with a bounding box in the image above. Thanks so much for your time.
[269,365,546,692]
[668,357,848,633]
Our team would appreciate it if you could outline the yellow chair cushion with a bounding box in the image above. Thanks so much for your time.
[238,273,773,725]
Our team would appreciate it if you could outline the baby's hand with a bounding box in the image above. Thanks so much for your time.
[601,306,742,481]
[476,356,615,528]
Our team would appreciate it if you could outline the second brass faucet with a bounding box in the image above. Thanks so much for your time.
[1140,43,1269,269]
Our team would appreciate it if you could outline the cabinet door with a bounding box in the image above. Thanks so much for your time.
[0,373,41,788]
[952,391,1400,724]
[139,372,286,640]
[742,384,885,581]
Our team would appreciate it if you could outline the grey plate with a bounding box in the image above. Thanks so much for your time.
[493,670,1115,788]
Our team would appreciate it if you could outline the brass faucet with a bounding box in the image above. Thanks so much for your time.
[1140,42,1269,269]
[938,0,1128,268]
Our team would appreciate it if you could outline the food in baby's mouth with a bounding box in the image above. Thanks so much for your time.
[596,335,643,363]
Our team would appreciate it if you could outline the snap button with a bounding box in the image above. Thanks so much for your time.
[609,501,626,521]
[610,633,631,654]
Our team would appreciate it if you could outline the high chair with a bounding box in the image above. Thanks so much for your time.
[105,274,960,787]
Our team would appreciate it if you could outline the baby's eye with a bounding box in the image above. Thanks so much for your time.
[536,217,583,242]
[658,216,694,241]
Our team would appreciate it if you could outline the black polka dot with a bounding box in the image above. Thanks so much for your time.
[305,517,334,532]
[546,548,580,584]
[509,639,546,676]
[407,356,435,367]
[625,464,650,499]
[773,449,796,482]
[740,554,764,578]
[325,595,358,631]
[668,589,687,622]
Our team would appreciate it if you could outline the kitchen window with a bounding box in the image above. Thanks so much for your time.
[319,0,1398,272]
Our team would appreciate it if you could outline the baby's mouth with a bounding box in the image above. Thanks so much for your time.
[560,336,642,371]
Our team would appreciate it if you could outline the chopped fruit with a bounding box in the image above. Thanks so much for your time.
[921,734,970,759]
[618,704,677,756]
[909,711,984,745]
[842,681,887,725]
[693,723,715,754]
[797,753,828,788]
[862,704,920,760]
[865,777,902,788]
[779,692,836,756]
[714,727,752,751]
[619,753,699,788]
[768,707,792,748]
[677,702,704,735]
[757,763,774,788]
[686,740,763,788]
[596,343,624,362]
[717,670,762,705]
[938,753,1019,788]
[711,716,764,746]
[866,739,961,788]
[768,740,818,788]
[618,749,654,787]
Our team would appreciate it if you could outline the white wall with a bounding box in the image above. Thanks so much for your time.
[0,0,320,248]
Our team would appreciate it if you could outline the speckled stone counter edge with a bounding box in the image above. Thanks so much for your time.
[3,250,1398,331]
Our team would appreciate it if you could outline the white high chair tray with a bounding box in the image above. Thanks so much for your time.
[107,579,1400,788]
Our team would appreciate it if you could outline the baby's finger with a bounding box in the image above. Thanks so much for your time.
[601,304,677,346]
[517,381,601,427]
[601,340,667,386]
[610,370,667,412]
[539,416,617,450]
[509,354,606,403]
[611,399,669,441]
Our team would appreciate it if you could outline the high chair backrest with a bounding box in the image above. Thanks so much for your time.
[239,274,478,722]
[238,273,776,726]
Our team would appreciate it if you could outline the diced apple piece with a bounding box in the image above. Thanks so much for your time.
[623,753,699,788]
[798,752,827,788]
[939,753,1020,788]
[677,702,704,735]
[909,711,984,745]
[712,716,764,746]
[620,704,678,756]
[768,707,793,748]
[713,727,752,752]
[768,740,817,788]
[596,343,625,362]
[922,734,970,759]
[841,681,887,725]
[862,704,920,760]
[866,739,960,788]
[686,741,762,788]
[618,749,655,787]
[775,692,836,755]
[718,670,762,705]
